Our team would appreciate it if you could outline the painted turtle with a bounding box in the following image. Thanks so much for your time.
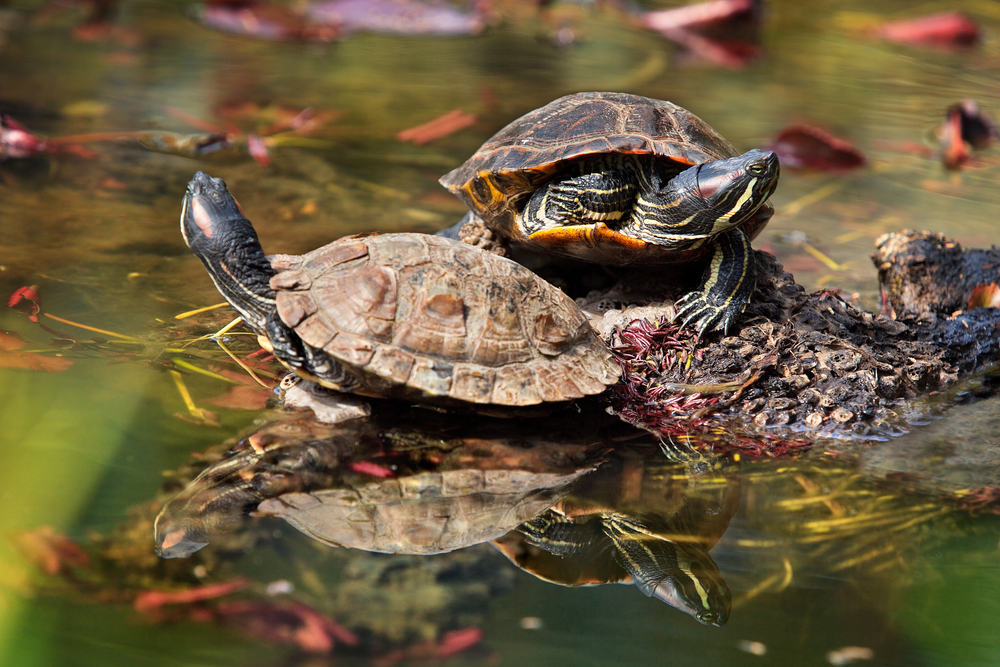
[180,172,619,408]
[440,91,780,333]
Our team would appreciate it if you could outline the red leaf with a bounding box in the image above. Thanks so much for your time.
[206,384,273,410]
[7,285,40,321]
[396,109,477,145]
[247,134,271,167]
[641,0,759,33]
[0,331,74,372]
[135,577,251,611]
[1,115,48,158]
[968,283,1000,310]
[939,100,997,170]
[348,461,396,478]
[10,527,90,576]
[873,12,980,48]
[768,125,866,171]
[215,600,357,653]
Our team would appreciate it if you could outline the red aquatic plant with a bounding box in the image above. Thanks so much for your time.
[608,318,720,435]
[768,125,866,171]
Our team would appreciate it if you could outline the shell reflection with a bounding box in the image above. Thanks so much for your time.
[155,400,740,625]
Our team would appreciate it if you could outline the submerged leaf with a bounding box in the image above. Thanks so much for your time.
[768,125,866,171]
[0,331,74,373]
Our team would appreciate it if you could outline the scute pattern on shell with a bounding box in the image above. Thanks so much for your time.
[256,466,596,555]
[271,233,619,406]
[439,91,739,238]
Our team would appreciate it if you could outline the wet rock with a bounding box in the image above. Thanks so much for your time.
[599,232,1000,441]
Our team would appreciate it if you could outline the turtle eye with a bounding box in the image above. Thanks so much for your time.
[748,163,765,175]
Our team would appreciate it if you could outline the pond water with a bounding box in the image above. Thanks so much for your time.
[2,0,1000,665]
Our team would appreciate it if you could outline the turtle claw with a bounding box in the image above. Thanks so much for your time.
[672,292,741,336]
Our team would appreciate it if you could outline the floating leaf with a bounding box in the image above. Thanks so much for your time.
[938,100,998,170]
[396,109,477,145]
[768,125,866,171]
[0,115,47,159]
[308,0,485,36]
[134,577,251,612]
[7,285,40,321]
[872,11,979,48]
[347,461,396,478]
[968,283,1000,310]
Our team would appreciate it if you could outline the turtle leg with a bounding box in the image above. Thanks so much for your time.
[521,167,638,235]
[672,227,756,335]
[264,311,359,391]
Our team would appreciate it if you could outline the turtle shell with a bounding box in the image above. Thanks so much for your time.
[267,233,619,406]
[439,91,743,246]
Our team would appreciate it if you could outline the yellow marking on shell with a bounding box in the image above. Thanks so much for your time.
[710,178,758,234]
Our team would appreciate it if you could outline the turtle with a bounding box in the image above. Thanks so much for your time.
[439,91,781,333]
[180,171,620,408]
[492,448,740,626]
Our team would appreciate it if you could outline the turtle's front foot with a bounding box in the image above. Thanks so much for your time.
[672,227,756,335]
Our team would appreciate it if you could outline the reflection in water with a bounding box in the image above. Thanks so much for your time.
[155,397,741,625]
[155,401,619,558]
[495,451,739,626]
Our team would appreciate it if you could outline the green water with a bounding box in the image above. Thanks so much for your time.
[3,0,1000,664]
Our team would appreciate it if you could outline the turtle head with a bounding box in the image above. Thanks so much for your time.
[645,149,779,243]
[180,172,276,332]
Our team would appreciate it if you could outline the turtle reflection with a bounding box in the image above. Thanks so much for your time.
[154,403,619,559]
[494,450,740,626]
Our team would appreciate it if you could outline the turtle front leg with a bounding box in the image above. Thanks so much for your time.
[265,310,359,391]
[520,168,638,235]
[673,227,756,334]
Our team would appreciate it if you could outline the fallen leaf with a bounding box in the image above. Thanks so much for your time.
[0,115,47,159]
[206,384,272,410]
[768,125,866,171]
[215,600,357,653]
[968,283,1000,309]
[397,109,477,145]
[9,527,90,576]
[872,11,979,48]
[938,100,997,170]
[134,577,250,612]
[7,285,40,321]
[348,461,396,478]
[0,331,74,372]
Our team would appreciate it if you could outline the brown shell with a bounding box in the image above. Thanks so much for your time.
[269,233,619,406]
[439,91,740,244]
[256,466,594,555]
